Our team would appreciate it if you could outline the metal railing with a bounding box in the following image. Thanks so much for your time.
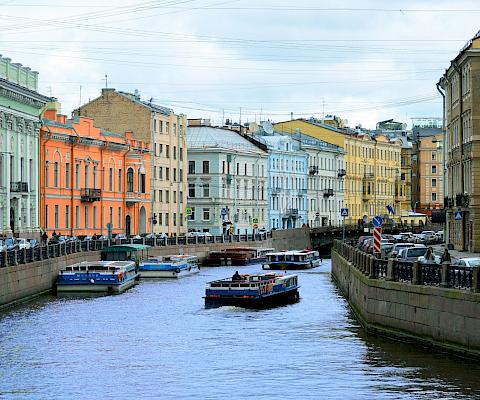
[0,231,273,268]
[333,239,480,292]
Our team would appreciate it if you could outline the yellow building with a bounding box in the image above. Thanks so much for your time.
[344,133,402,224]
[398,143,413,221]
[273,119,345,148]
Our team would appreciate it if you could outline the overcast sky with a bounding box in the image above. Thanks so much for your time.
[1,0,479,128]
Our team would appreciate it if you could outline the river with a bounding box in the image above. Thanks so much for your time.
[1,261,479,400]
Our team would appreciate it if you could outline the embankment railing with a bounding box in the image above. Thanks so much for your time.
[333,239,480,292]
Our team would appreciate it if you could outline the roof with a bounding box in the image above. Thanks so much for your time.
[102,244,151,253]
[117,91,173,115]
[187,126,267,155]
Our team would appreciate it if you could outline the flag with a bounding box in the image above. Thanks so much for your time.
[386,204,396,215]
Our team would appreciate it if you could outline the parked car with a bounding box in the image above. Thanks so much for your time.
[357,236,373,248]
[454,258,480,268]
[418,254,441,264]
[421,231,437,244]
[399,232,415,243]
[435,231,444,242]
[4,237,18,250]
[381,242,395,255]
[397,246,428,262]
[389,243,415,258]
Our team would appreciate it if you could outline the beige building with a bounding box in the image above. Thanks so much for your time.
[398,141,413,221]
[74,89,187,236]
[411,134,444,215]
[439,32,480,251]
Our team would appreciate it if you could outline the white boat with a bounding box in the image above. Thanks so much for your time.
[139,255,199,278]
[56,261,139,294]
[263,250,322,270]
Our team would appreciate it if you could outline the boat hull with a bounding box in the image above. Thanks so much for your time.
[56,276,138,294]
[263,259,322,270]
[204,288,300,309]
[139,265,200,278]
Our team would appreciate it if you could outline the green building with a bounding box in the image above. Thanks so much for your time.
[0,55,51,237]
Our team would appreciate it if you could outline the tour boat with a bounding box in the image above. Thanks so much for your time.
[204,272,299,309]
[56,261,139,294]
[263,250,322,270]
[139,255,199,278]
[205,247,275,266]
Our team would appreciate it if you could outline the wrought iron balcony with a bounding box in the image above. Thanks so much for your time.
[455,194,470,207]
[80,188,101,202]
[363,173,375,181]
[337,169,346,178]
[10,181,28,193]
[271,187,282,195]
[126,191,142,206]
[309,166,319,175]
[323,188,334,197]
[285,208,299,217]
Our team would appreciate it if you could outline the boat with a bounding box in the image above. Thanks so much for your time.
[263,250,322,270]
[139,255,199,278]
[204,247,275,266]
[56,260,139,294]
[204,272,299,309]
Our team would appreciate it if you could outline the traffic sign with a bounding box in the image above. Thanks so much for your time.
[186,208,193,216]
[253,224,258,229]
[373,227,382,253]
[221,207,228,216]
[340,208,349,217]
[373,216,383,227]
[315,212,320,217]
[252,218,259,224]
[455,211,463,221]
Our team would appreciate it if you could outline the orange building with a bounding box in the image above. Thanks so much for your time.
[40,105,151,237]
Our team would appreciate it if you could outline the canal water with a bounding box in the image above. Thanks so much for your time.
[1,261,480,400]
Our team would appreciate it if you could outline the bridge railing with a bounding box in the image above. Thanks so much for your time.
[333,239,480,292]
[0,232,273,269]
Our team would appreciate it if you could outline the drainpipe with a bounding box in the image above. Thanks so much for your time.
[436,82,448,245]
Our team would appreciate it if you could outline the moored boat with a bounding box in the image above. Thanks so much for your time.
[56,261,139,294]
[263,250,322,270]
[205,247,275,266]
[139,255,199,278]
[204,272,299,309]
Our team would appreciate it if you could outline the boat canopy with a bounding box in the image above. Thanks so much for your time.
[102,244,151,253]
[101,244,151,261]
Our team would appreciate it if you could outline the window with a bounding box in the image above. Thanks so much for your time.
[109,207,113,225]
[65,205,70,229]
[45,162,49,187]
[158,213,163,225]
[159,190,163,202]
[180,213,183,226]
[188,183,195,198]
[118,208,122,229]
[84,206,89,228]
[85,165,89,187]
[179,147,183,161]
[188,207,195,221]
[20,157,24,181]
[109,168,113,191]
[93,206,97,229]
[159,144,163,157]
[189,161,195,174]
[76,206,80,228]
[203,161,210,174]
[174,146,177,160]
[432,178,437,187]
[166,190,170,203]
[54,161,59,187]
[159,167,163,180]
[222,161,226,174]
[432,165,437,174]
[173,168,177,182]
[179,169,183,182]
[179,191,183,203]
[75,164,80,189]
[118,169,122,192]
[203,208,210,221]
[173,213,177,226]
[127,168,134,192]
[140,173,146,193]
[432,193,437,202]
[166,122,170,133]
[432,152,437,161]
[93,165,98,188]
[166,213,169,225]
[29,159,33,189]
[203,183,210,197]
[65,163,70,188]
[55,205,59,229]
[173,191,177,203]
[166,145,170,158]
[166,168,170,181]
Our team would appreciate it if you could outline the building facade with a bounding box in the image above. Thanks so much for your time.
[398,139,413,221]
[411,134,444,216]
[273,119,345,147]
[292,132,345,227]
[439,32,480,251]
[258,134,308,230]
[187,124,268,235]
[0,55,51,238]
[41,106,151,237]
[74,89,187,236]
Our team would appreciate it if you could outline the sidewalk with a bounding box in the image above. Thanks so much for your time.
[432,244,480,261]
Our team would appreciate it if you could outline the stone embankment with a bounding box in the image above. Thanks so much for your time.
[332,240,480,358]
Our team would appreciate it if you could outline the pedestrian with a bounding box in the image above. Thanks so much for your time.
[52,230,57,238]
[440,248,451,263]
[41,231,48,245]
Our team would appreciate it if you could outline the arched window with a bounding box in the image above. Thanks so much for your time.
[54,161,59,187]
[127,168,134,192]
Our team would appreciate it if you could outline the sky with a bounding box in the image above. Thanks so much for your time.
[1,0,479,129]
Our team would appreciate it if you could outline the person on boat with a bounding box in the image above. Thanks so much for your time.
[232,271,241,281]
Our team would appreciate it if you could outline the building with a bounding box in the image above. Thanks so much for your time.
[74,88,187,236]
[273,118,345,148]
[187,123,268,235]
[40,105,151,237]
[398,138,413,221]
[343,133,402,224]
[292,132,345,227]
[255,133,308,230]
[411,134,444,216]
[0,55,51,238]
[411,117,443,129]
[439,31,480,251]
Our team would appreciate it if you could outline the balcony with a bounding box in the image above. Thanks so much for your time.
[126,191,142,206]
[337,169,346,178]
[271,187,281,195]
[226,174,233,185]
[362,191,373,201]
[80,188,101,202]
[363,173,374,181]
[285,208,299,217]
[323,189,334,198]
[298,188,308,195]
[10,181,28,193]
[309,166,319,175]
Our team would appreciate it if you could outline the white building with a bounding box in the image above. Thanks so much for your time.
[186,124,268,235]
[293,132,345,227]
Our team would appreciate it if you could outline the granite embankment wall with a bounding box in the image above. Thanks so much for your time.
[0,228,310,309]
[332,248,480,358]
